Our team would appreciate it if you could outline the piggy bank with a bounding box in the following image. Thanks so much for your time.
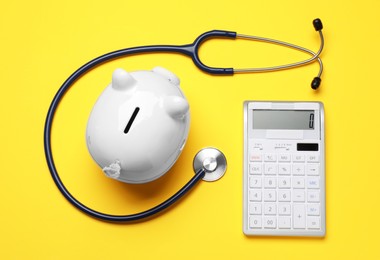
[86,67,190,183]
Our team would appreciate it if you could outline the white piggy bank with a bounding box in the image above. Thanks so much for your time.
[86,67,190,183]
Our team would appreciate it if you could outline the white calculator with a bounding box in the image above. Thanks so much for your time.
[243,101,325,236]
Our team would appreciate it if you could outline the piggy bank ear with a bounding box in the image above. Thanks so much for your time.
[153,66,180,86]
[163,96,189,119]
[112,68,136,91]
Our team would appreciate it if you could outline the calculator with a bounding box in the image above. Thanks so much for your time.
[243,101,325,236]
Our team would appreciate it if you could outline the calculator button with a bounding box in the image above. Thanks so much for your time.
[293,204,306,229]
[293,190,305,202]
[292,154,305,162]
[263,217,277,229]
[292,177,305,189]
[264,154,277,162]
[307,204,320,216]
[292,164,305,175]
[307,217,320,229]
[264,203,276,215]
[249,216,262,229]
[306,164,320,175]
[249,190,262,201]
[307,155,319,163]
[249,163,262,175]
[306,177,320,189]
[264,164,277,175]
[278,177,291,188]
[249,203,262,215]
[278,190,291,202]
[278,154,291,162]
[307,191,320,202]
[278,164,291,175]
[278,217,291,229]
[250,153,262,162]
[250,177,262,188]
[278,204,291,216]
[264,177,276,188]
[263,190,276,202]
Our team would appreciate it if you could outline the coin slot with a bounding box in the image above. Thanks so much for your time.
[124,107,140,134]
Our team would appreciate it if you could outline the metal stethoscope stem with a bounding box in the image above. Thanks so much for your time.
[234,30,324,78]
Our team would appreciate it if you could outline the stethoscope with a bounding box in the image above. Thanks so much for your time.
[44,18,324,222]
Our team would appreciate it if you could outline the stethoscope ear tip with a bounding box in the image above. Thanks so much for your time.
[313,18,323,31]
[311,77,322,90]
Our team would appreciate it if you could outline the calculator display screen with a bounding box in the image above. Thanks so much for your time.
[253,110,315,130]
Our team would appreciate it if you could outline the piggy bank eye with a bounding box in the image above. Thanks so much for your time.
[124,107,140,134]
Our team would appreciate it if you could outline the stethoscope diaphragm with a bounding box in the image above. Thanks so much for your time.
[193,147,227,182]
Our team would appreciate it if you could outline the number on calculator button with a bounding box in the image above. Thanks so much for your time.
[249,216,262,229]
[263,217,277,229]
[249,203,262,215]
[249,190,262,201]
[278,204,291,216]
[263,190,276,202]
[278,177,291,188]
[278,190,291,202]
[264,203,276,215]
[264,177,276,188]
[249,177,262,188]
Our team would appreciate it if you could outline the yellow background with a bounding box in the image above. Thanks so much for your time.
[1,0,379,259]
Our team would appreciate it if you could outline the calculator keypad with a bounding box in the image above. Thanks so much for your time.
[247,152,322,232]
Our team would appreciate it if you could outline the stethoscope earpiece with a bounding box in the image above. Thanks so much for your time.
[311,77,322,90]
[313,18,323,31]
[235,18,324,89]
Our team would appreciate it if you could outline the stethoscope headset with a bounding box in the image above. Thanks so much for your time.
[44,18,324,222]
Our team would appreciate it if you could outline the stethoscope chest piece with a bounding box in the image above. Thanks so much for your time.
[193,147,227,181]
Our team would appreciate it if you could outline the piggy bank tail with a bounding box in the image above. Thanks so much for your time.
[102,160,121,179]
